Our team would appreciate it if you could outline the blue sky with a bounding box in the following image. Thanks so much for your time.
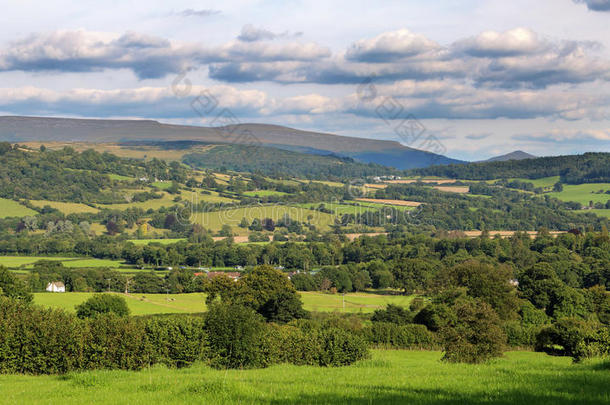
[0,0,609,160]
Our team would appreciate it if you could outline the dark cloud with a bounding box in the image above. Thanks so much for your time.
[466,133,492,140]
[573,0,610,11]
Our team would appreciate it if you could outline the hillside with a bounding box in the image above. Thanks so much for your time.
[411,152,610,184]
[0,116,463,169]
[484,150,536,162]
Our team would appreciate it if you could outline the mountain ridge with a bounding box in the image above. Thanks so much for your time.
[0,116,464,169]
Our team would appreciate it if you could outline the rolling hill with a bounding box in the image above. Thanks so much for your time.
[484,150,536,162]
[0,116,463,169]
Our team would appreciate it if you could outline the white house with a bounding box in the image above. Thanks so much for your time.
[46,281,66,293]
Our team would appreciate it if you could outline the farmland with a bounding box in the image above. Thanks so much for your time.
[0,198,37,218]
[547,183,610,205]
[29,200,99,214]
[32,291,416,315]
[0,350,607,405]
[0,256,124,268]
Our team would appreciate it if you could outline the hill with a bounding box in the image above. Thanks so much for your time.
[0,116,463,169]
[411,152,610,184]
[484,150,536,162]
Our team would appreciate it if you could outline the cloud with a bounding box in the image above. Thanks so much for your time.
[452,28,548,57]
[237,24,302,42]
[465,133,492,140]
[176,9,221,17]
[0,29,329,79]
[345,29,440,62]
[573,0,610,11]
[512,129,610,142]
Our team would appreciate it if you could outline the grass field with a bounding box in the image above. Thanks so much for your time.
[0,198,38,218]
[33,291,415,315]
[577,209,610,218]
[0,256,123,268]
[192,205,336,232]
[29,200,100,214]
[547,183,610,205]
[243,190,289,197]
[511,176,560,188]
[127,238,187,246]
[0,350,607,405]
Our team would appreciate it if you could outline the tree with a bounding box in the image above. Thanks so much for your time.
[75,294,130,318]
[371,304,412,325]
[0,266,33,303]
[204,303,266,369]
[442,298,506,364]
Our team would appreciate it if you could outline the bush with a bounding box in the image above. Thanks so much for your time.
[535,317,610,362]
[363,322,439,349]
[414,303,457,332]
[204,303,267,369]
[442,299,506,364]
[371,304,413,325]
[316,327,370,367]
[144,316,207,368]
[76,294,130,319]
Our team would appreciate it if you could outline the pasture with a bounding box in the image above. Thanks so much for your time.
[242,190,288,197]
[32,291,416,315]
[547,183,610,205]
[0,350,606,405]
[0,256,123,268]
[0,198,37,218]
[29,200,99,214]
[127,238,187,246]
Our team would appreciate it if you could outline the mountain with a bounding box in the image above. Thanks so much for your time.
[0,116,464,169]
[483,150,536,162]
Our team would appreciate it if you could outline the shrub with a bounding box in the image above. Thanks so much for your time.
[76,294,130,319]
[363,322,439,349]
[442,299,506,364]
[0,266,32,303]
[535,317,610,362]
[414,303,457,332]
[204,303,267,369]
[316,327,370,367]
[144,316,207,368]
[371,304,413,325]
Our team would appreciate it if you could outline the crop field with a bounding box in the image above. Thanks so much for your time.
[1,350,607,405]
[0,256,124,268]
[546,183,610,205]
[29,200,100,214]
[355,198,422,207]
[192,205,336,232]
[32,291,415,315]
[0,198,37,218]
[433,186,470,193]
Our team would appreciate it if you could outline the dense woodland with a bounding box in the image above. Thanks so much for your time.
[411,153,610,184]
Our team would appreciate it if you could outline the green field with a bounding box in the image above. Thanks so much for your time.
[0,350,606,405]
[577,209,610,218]
[510,176,560,188]
[107,173,133,181]
[29,200,99,214]
[547,183,610,205]
[127,238,187,246]
[193,205,335,232]
[243,190,289,197]
[0,256,123,268]
[32,291,415,315]
[0,198,37,218]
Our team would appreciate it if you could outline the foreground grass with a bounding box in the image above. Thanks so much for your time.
[33,291,414,315]
[0,350,607,405]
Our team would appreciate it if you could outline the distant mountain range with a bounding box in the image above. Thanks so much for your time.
[0,116,464,169]
[483,150,536,162]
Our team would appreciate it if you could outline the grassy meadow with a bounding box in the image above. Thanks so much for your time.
[547,183,610,205]
[29,200,100,214]
[0,198,37,218]
[32,291,415,315]
[0,256,124,268]
[0,350,607,405]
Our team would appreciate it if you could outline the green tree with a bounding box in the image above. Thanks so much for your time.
[75,294,130,318]
[0,266,33,303]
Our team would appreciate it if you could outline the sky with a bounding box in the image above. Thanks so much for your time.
[0,0,609,161]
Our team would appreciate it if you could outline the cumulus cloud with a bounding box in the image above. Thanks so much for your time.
[237,24,302,42]
[346,29,440,62]
[452,28,549,57]
[0,29,329,79]
[573,0,610,11]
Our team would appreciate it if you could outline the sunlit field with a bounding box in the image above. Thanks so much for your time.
[0,350,607,405]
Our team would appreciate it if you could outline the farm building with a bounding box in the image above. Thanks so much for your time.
[46,281,66,293]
